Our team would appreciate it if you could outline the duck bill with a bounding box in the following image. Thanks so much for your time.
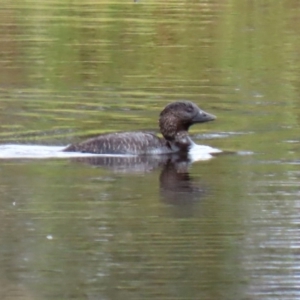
[192,109,216,123]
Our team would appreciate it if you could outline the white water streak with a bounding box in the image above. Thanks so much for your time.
[0,144,221,161]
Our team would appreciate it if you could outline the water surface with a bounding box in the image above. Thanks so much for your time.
[0,1,300,299]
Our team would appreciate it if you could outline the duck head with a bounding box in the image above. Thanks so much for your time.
[159,101,216,142]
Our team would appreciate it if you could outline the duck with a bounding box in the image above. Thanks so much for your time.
[63,101,218,155]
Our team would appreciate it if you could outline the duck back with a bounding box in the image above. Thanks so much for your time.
[63,132,173,155]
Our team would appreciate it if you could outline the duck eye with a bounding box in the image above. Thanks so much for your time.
[186,106,194,113]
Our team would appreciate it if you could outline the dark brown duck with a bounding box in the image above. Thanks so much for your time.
[63,101,216,155]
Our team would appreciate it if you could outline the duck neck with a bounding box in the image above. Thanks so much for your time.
[159,114,179,141]
[166,131,194,152]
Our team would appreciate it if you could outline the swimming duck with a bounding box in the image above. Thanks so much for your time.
[63,101,217,155]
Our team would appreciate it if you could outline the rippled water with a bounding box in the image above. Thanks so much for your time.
[1,0,300,299]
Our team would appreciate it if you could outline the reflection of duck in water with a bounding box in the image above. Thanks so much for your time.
[64,101,220,156]
[73,153,206,210]
[159,155,205,206]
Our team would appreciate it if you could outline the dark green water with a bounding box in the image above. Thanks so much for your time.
[0,1,300,299]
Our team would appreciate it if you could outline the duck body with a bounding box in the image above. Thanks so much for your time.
[64,132,174,155]
[63,101,217,156]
